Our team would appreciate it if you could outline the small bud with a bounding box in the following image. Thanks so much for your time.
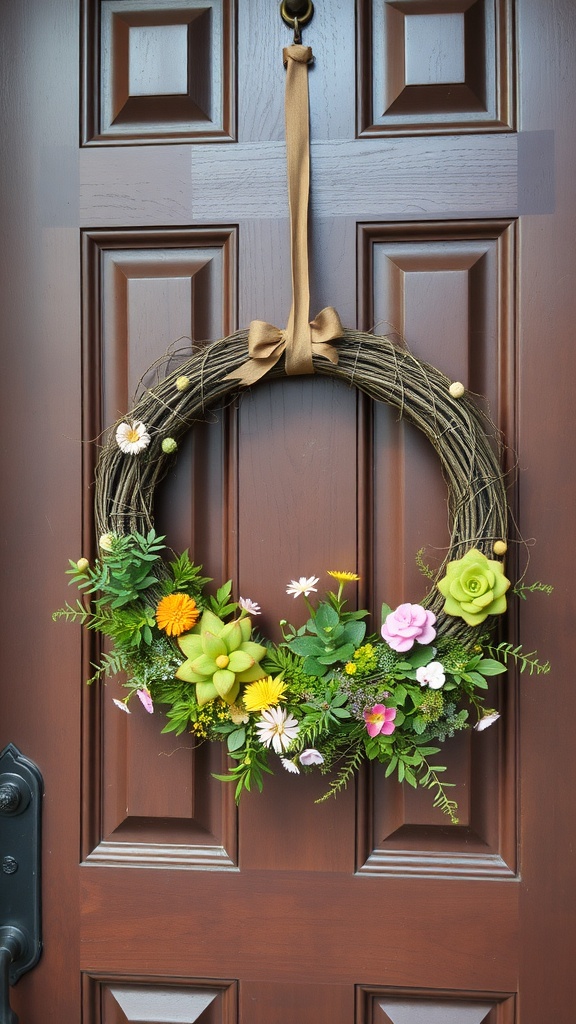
[161,437,178,454]
[175,375,191,392]
[493,540,507,556]
[76,557,90,573]
[449,381,466,398]
[99,533,115,552]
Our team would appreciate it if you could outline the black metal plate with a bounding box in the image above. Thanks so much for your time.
[0,743,43,984]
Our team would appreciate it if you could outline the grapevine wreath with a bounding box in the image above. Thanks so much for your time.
[56,43,550,823]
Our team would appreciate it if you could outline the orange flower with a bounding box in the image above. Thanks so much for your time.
[156,593,199,636]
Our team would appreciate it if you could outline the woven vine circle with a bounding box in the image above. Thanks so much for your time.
[94,329,508,644]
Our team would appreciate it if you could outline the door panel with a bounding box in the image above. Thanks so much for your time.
[2,0,575,1021]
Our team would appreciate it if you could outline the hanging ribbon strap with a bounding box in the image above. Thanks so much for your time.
[227,44,342,385]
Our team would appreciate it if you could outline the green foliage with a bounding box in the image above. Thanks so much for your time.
[415,548,435,580]
[298,687,353,745]
[52,600,92,625]
[485,641,551,675]
[419,758,459,824]
[87,648,130,685]
[207,580,238,619]
[160,695,199,735]
[512,579,554,600]
[315,740,365,803]
[67,530,166,611]
[213,745,274,802]
[165,550,210,596]
[56,538,551,823]
[421,705,468,743]
[285,601,367,677]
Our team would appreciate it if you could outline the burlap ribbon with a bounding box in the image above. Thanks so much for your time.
[227,44,342,385]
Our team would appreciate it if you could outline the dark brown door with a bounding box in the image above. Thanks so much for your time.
[1,1,574,1021]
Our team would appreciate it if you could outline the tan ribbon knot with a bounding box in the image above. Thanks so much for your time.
[226,306,343,386]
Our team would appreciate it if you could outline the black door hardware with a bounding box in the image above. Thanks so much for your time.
[0,744,43,1024]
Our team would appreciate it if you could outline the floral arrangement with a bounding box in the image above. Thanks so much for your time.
[55,520,551,822]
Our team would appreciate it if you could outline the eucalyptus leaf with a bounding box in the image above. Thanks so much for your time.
[476,658,507,676]
[227,728,246,752]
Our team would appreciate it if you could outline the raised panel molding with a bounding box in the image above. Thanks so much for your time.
[357,987,516,1024]
[357,0,515,135]
[80,227,238,868]
[83,0,236,144]
[83,974,237,1023]
[356,221,517,877]
[82,228,236,423]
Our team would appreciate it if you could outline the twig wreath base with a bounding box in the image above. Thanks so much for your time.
[52,328,554,820]
[95,329,507,642]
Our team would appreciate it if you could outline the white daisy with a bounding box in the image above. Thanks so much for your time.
[474,711,501,731]
[115,420,151,455]
[255,706,300,754]
[286,575,319,598]
[238,597,261,616]
[280,757,300,774]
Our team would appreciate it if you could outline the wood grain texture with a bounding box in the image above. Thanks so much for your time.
[515,0,576,1019]
[79,866,519,990]
[80,135,518,226]
[1,0,576,1020]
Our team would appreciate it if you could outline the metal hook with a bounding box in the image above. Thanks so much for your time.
[280,0,314,41]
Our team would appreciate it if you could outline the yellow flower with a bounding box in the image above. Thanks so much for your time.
[327,570,360,583]
[243,676,287,712]
[156,593,200,636]
[344,662,357,675]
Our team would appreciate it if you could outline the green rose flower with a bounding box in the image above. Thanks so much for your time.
[437,548,510,626]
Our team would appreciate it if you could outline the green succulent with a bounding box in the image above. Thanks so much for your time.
[175,609,267,706]
[437,548,510,626]
[286,602,366,678]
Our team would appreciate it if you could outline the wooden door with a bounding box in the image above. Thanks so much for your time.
[1,0,575,1021]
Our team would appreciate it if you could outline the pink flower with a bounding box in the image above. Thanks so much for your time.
[381,603,436,652]
[136,688,154,714]
[363,704,397,738]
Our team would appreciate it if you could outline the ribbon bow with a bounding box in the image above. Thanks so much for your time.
[225,43,344,388]
[226,306,342,385]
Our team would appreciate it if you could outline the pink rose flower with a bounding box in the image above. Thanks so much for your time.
[363,704,397,738]
[381,603,436,652]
